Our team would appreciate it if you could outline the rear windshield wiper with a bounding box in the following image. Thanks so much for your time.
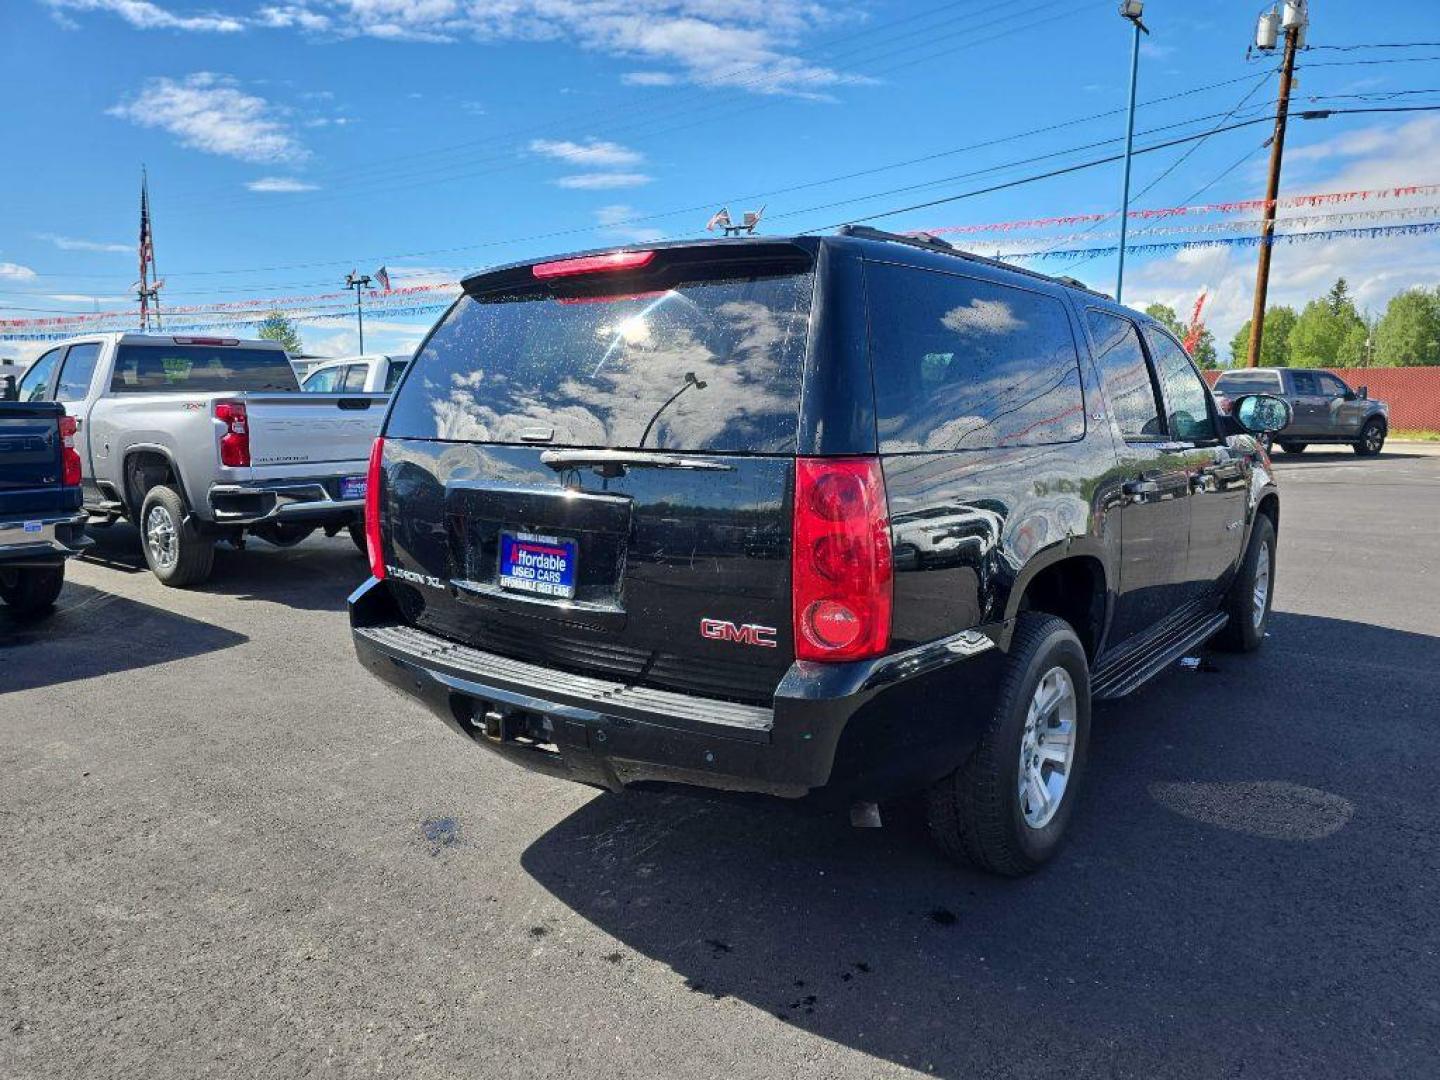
[539,449,734,476]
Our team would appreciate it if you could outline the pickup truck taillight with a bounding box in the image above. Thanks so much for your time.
[58,415,82,487]
[792,457,893,662]
[364,437,385,581]
[214,401,250,467]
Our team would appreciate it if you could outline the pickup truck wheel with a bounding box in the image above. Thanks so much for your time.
[1278,442,1307,454]
[0,565,64,616]
[1354,418,1386,456]
[348,520,368,555]
[140,485,214,587]
[925,613,1090,876]
[1214,514,1275,653]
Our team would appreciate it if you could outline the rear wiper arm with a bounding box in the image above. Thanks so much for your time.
[539,449,734,476]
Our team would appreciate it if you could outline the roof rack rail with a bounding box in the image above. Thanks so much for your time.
[837,224,1113,300]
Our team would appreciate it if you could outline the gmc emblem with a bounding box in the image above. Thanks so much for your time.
[700,618,778,649]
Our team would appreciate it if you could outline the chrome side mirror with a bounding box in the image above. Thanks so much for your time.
[1234,393,1292,434]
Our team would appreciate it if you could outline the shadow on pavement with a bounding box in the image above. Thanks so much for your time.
[0,582,248,693]
[522,613,1438,1077]
[79,521,363,613]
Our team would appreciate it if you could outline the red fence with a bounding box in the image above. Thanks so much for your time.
[1204,367,1440,431]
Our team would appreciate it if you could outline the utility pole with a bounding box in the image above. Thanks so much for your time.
[137,166,164,330]
[345,271,372,353]
[1246,1,1308,366]
[1115,1,1148,303]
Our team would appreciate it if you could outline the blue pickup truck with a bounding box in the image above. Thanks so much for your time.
[0,391,90,616]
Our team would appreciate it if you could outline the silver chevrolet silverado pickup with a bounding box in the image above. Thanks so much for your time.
[15,333,387,586]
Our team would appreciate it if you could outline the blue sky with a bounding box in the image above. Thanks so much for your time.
[3,0,1439,362]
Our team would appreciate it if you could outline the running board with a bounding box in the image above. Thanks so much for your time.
[1091,610,1228,701]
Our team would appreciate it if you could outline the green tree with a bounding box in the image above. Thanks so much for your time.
[1336,320,1370,367]
[1229,305,1296,367]
[1144,302,1185,338]
[1373,287,1440,366]
[1326,277,1354,316]
[1288,295,1365,368]
[256,310,304,354]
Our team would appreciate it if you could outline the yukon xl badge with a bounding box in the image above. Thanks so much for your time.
[700,618,777,648]
[387,565,445,589]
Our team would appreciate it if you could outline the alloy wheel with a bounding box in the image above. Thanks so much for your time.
[1018,665,1078,830]
[1252,540,1271,629]
[145,504,178,570]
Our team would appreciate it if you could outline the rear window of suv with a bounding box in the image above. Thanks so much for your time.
[387,271,814,453]
[867,263,1085,452]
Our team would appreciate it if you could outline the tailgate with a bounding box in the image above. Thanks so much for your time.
[0,403,71,517]
[243,393,387,468]
[382,441,795,703]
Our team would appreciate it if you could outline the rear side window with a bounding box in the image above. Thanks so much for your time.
[383,359,409,391]
[388,272,814,452]
[867,264,1085,452]
[1087,310,1163,441]
[1214,369,1282,394]
[55,343,102,402]
[341,364,368,392]
[110,346,298,393]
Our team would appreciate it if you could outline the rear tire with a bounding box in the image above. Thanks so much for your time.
[1278,442,1307,454]
[348,520,368,555]
[1354,418,1385,456]
[140,485,214,587]
[1214,514,1275,653]
[0,565,64,616]
[925,613,1090,876]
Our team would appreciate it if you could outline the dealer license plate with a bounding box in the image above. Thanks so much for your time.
[498,531,578,599]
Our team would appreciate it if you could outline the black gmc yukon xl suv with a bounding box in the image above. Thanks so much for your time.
[350,229,1291,875]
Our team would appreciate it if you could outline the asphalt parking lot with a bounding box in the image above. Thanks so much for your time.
[3,447,1438,1080]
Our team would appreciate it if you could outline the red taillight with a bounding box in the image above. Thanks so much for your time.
[365,436,386,581]
[214,400,250,467]
[531,250,656,280]
[58,415,82,487]
[792,457,892,662]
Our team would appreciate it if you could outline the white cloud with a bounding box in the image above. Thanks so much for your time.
[34,233,130,253]
[246,176,320,192]
[44,0,245,32]
[530,138,644,168]
[621,71,678,86]
[197,2,859,97]
[0,263,37,281]
[594,204,665,243]
[47,294,130,303]
[554,172,653,190]
[108,73,307,163]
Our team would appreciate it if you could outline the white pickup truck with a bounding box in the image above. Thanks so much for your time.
[15,333,388,586]
[300,353,410,394]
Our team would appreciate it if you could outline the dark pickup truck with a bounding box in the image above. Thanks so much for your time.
[1214,367,1389,455]
[0,396,89,616]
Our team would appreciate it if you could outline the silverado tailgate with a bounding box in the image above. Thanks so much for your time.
[243,393,387,468]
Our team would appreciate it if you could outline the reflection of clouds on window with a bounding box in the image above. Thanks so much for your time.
[397,275,812,452]
[940,297,1024,337]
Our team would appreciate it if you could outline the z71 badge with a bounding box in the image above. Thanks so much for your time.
[700,618,777,648]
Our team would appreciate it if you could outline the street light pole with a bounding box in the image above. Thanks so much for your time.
[1246,2,1307,367]
[1115,1,1148,304]
[345,271,372,353]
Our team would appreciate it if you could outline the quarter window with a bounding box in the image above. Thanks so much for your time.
[1086,310,1163,441]
[867,264,1085,452]
[1144,328,1215,442]
[55,342,102,402]
[17,348,61,401]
